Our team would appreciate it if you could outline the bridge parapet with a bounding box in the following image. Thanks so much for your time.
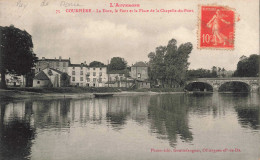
[186,77,259,92]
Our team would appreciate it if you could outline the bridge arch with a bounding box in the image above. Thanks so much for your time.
[218,81,251,92]
[186,78,259,92]
[185,82,213,92]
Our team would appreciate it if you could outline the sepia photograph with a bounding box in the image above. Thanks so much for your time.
[0,0,259,159]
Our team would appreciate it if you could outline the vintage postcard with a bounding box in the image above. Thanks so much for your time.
[0,0,259,160]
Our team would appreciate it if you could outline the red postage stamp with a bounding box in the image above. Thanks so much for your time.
[198,5,235,49]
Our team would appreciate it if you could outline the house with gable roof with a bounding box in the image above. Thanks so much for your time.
[33,68,68,87]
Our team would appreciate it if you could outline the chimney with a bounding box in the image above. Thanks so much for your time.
[84,61,86,65]
[42,57,45,60]
[59,56,62,61]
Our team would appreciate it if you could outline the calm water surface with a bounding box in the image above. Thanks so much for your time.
[0,93,259,160]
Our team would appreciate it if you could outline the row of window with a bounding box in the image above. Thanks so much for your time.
[75,83,97,87]
[71,77,127,82]
[72,77,102,82]
[72,67,103,71]
[39,61,67,67]
[71,71,124,77]
[57,62,67,67]
[72,71,102,76]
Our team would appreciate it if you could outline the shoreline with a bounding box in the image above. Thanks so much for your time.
[0,88,189,102]
[0,88,256,102]
[0,89,185,99]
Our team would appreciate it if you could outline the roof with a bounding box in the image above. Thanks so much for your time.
[34,71,50,80]
[49,68,63,74]
[132,61,148,67]
[69,63,88,67]
[38,59,71,62]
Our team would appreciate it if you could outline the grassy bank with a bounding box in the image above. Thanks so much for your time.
[5,86,185,93]
[6,87,121,93]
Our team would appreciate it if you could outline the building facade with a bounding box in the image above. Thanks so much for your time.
[68,64,108,87]
[33,57,151,88]
[0,74,26,87]
[35,56,71,73]
[130,62,150,89]
[130,62,149,81]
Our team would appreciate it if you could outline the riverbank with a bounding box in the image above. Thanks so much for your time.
[0,89,94,101]
[0,87,185,101]
[5,86,184,93]
[5,87,121,93]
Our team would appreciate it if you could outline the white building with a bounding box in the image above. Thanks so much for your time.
[68,63,108,87]
[0,74,26,87]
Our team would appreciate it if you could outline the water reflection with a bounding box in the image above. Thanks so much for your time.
[106,96,150,130]
[148,94,193,147]
[219,93,260,130]
[0,103,36,160]
[235,105,260,130]
[33,99,71,130]
[0,93,259,160]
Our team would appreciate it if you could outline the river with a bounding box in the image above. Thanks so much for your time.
[0,93,259,160]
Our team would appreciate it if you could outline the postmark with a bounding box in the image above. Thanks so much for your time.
[198,5,235,50]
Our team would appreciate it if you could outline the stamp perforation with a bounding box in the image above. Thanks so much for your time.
[197,4,237,50]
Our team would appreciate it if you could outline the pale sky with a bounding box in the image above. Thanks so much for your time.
[0,0,259,70]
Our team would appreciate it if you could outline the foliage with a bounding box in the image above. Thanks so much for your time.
[0,25,37,88]
[186,66,226,79]
[211,66,218,77]
[108,57,127,70]
[25,71,35,87]
[60,73,70,87]
[89,61,105,67]
[6,86,121,93]
[209,66,227,78]
[185,82,213,91]
[187,68,214,79]
[148,39,193,87]
[233,54,259,77]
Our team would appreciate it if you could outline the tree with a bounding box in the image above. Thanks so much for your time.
[221,68,226,77]
[234,54,259,77]
[148,39,193,87]
[89,61,105,67]
[218,67,221,72]
[60,73,70,87]
[108,57,127,70]
[211,66,218,77]
[166,41,192,86]
[0,25,37,88]
[148,46,167,86]
[187,68,213,79]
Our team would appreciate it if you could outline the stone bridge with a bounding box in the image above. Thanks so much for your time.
[186,77,259,92]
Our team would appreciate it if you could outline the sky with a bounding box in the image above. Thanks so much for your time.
[0,0,259,70]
